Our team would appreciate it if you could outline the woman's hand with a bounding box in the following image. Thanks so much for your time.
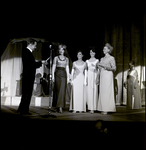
[52,77,55,83]
[42,60,48,66]
[84,80,87,86]
[123,82,127,89]
[67,78,70,84]
[70,81,73,85]
[95,76,100,85]
[134,79,137,89]
[98,63,107,70]
[67,74,72,84]
[98,63,105,68]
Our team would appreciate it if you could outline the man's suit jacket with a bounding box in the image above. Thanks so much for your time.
[22,47,42,94]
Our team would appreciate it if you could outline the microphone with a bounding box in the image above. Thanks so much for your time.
[46,57,50,62]
[49,45,52,49]
[49,44,54,50]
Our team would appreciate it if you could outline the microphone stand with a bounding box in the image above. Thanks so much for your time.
[41,45,56,118]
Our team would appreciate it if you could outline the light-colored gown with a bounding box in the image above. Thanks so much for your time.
[69,61,86,112]
[97,55,116,112]
[125,69,141,109]
[86,59,99,111]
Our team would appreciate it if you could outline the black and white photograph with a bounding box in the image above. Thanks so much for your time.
[1,1,146,150]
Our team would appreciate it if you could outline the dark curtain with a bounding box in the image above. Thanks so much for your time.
[1,8,145,106]
[100,12,145,105]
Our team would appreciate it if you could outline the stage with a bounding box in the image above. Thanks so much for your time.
[1,105,145,122]
[1,105,145,149]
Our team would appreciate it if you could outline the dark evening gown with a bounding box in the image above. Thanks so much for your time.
[53,56,68,108]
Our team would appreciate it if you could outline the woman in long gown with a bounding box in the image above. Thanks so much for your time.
[86,49,99,113]
[97,43,116,115]
[52,44,70,113]
[69,50,87,113]
[124,61,141,109]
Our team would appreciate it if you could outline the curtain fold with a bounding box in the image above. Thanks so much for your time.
[1,19,145,106]
[103,20,145,105]
[1,40,73,99]
[1,42,23,96]
[1,41,44,97]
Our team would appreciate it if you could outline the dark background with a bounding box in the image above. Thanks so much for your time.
[1,3,145,149]
[1,1,145,62]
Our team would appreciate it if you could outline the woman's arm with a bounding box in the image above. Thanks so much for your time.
[95,60,100,85]
[84,70,87,86]
[66,58,70,83]
[124,71,129,89]
[84,63,87,86]
[134,70,138,89]
[71,62,75,79]
[71,63,75,85]
[52,57,57,82]
[97,58,103,71]
[66,66,70,83]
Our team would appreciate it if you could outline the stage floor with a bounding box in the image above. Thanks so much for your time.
[1,105,145,122]
[1,105,145,150]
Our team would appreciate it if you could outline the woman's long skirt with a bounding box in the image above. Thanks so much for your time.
[54,67,67,108]
[69,72,86,112]
[127,75,141,109]
[97,70,116,112]
[86,70,98,111]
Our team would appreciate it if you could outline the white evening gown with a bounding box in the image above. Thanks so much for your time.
[97,55,116,112]
[86,59,99,111]
[70,62,86,112]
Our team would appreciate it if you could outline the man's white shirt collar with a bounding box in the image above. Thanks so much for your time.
[27,46,33,53]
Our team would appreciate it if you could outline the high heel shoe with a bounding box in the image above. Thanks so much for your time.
[90,110,94,114]
[59,107,62,113]
[73,110,76,113]
[101,111,107,115]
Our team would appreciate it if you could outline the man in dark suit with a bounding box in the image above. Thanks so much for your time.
[17,39,45,115]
